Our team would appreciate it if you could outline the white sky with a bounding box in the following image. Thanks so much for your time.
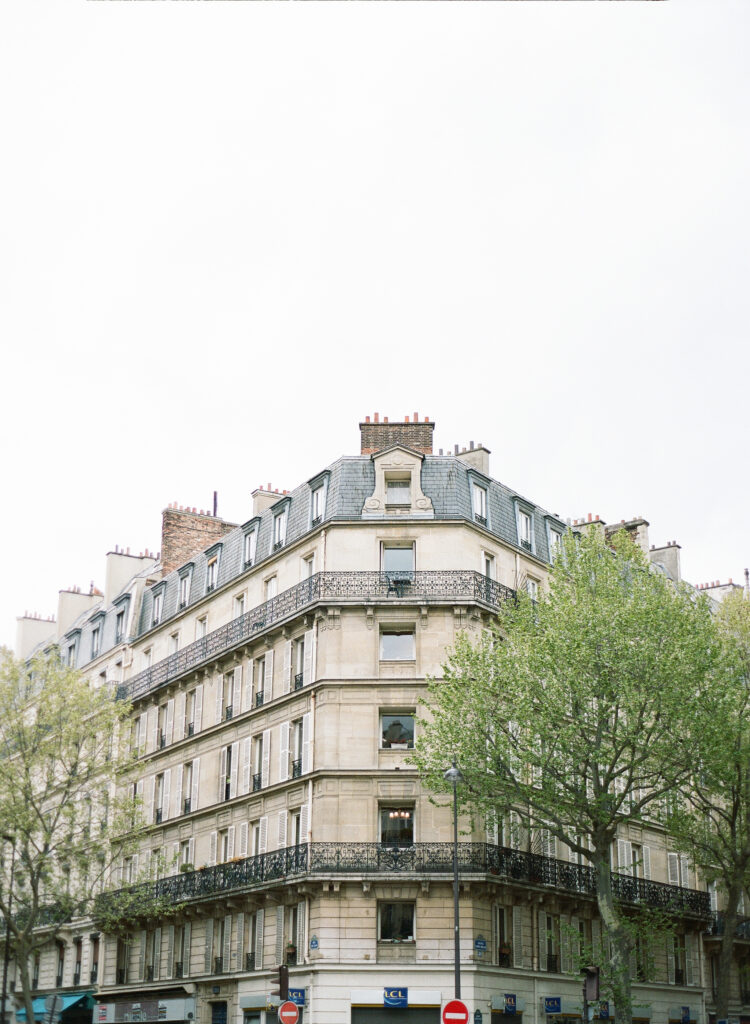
[2,0,748,650]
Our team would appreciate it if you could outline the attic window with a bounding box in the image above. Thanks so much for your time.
[243,529,257,567]
[273,509,288,551]
[472,483,488,526]
[385,476,410,507]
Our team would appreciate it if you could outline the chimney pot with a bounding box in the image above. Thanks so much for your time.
[267,483,272,492]
[413,412,418,423]
[729,578,733,584]
[374,412,379,423]
[404,415,409,423]
[365,416,370,423]
[384,417,389,423]
[470,441,475,450]
[439,448,443,456]
[424,416,429,422]
[595,515,599,521]
[588,513,592,523]
[454,444,459,454]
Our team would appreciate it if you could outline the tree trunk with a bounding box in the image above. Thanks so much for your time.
[715,880,742,1021]
[593,844,633,1024]
[16,947,35,1024]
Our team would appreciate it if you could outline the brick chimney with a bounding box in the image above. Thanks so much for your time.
[359,412,435,455]
[161,504,237,577]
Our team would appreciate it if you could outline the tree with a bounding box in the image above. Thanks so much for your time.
[0,648,137,1024]
[666,588,750,1021]
[414,529,718,1024]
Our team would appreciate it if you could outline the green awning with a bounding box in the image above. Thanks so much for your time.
[16,993,94,1022]
[15,997,46,1021]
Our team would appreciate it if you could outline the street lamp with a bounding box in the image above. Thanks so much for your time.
[0,834,16,1024]
[443,761,463,999]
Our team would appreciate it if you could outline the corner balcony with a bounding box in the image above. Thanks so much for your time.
[706,911,750,940]
[96,842,710,921]
[119,571,516,702]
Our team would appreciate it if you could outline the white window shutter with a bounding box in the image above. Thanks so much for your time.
[261,729,271,789]
[296,901,305,963]
[538,910,547,971]
[301,712,312,775]
[165,700,174,744]
[685,933,695,985]
[230,741,239,799]
[303,630,315,686]
[209,831,217,867]
[227,825,235,861]
[191,757,200,811]
[223,914,232,970]
[680,854,690,888]
[283,641,292,695]
[173,764,183,819]
[560,915,571,974]
[183,921,192,974]
[617,839,632,872]
[153,928,161,979]
[492,905,499,963]
[642,845,652,879]
[142,849,152,880]
[244,660,254,711]
[238,822,248,859]
[278,811,287,849]
[172,841,179,871]
[668,853,680,886]
[279,722,290,782]
[241,738,251,795]
[300,802,309,843]
[255,909,264,970]
[174,693,186,742]
[571,916,580,962]
[259,816,268,854]
[166,926,174,980]
[194,684,203,732]
[512,906,523,968]
[708,881,718,912]
[146,776,155,824]
[265,651,274,700]
[204,921,214,973]
[235,913,245,971]
[188,838,194,866]
[233,666,242,713]
[139,930,147,980]
[275,906,284,966]
[149,708,158,751]
[215,676,223,725]
[219,747,227,801]
[162,770,171,821]
[667,938,676,984]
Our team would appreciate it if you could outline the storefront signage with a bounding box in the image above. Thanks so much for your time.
[681,1009,690,1023]
[288,991,306,1007]
[544,998,562,1015]
[504,996,517,1016]
[474,936,487,955]
[384,989,408,1009]
[599,1003,609,1020]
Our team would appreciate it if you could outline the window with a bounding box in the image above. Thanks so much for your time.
[179,572,191,608]
[381,713,414,749]
[115,609,126,644]
[302,553,315,579]
[255,655,267,705]
[549,530,562,558]
[526,578,539,601]
[66,644,76,667]
[90,936,100,984]
[206,558,218,593]
[379,902,414,942]
[152,590,163,626]
[291,718,304,778]
[179,839,192,869]
[252,734,264,791]
[185,689,200,736]
[472,483,488,525]
[482,552,495,578]
[220,745,234,802]
[234,593,245,618]
[182,764,194,814]
[218,827,234,863]
[273,510,288,550]
[518,511,532,551]
[380,629,416,661]
[73,939,82,985]
[380,806,414,847]
[143,648,152,670]
[91,626,101,659]
[196,617,208,639]
[243,530,257,567]
[540,912,558,972]
[264,576,277,601]
[169,632,180,655]
[385,476,410,506]
[311,486,324,526]
[294,637,305,690]
[155,773,165,822]
[382,543,415,581]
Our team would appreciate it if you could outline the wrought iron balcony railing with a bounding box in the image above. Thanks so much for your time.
[707,911,750,939]
[118,571,516,702]
[97,841,710,920]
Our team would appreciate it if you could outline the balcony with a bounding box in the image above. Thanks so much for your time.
[118,571,516,702]
[521,539,532,552]
[187,721,195,737]
[97,842,711,920]
[474,514,487,526]
[146,966,154,982]
[155,808,163,825]
[294,672,304,691]
[707,912,750,939]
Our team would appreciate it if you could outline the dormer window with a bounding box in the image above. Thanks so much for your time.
[66,644,76,667]
[518,511,532,551]
[204,545,222,595]
[472,484,488,526]
[179,575,189,608]
[311,486,324,528]
[549,530,562,559]
[91,626,101,660]
[243,530,257,568]
[115,607,127,644]
[152,589,164,627]
[386,476,411,507]
[273,509,288,551]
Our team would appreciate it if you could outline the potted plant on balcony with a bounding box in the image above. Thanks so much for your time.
[285,942,296,963]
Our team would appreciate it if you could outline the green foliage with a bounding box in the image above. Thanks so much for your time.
[92,882,183,938]
[413,528,720,1024]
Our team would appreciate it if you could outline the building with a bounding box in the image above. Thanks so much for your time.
[8,414,744,1024]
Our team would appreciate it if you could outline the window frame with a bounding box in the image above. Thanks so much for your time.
[380,711,415,750]
[380,805,415,847]
[378,901,415,943]
[178,566,193,609]
[379,627,416,662]
[243,527,258,568]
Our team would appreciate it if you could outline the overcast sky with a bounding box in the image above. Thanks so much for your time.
[1,0,748,650]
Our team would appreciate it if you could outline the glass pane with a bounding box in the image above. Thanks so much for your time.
[381,807,413,846]
[386,480,410,503]
[380,632,415,661]
[383,546,415,573]
[380,902,414,940]
[381,715,414,748]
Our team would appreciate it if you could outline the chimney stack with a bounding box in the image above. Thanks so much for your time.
[359,412,435,455]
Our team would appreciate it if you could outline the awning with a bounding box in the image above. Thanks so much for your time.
[16,997,46,1022]
[16,993,94,1022]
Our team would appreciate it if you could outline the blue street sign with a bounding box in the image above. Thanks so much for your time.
[309,935,319,950]
[384,989,408,1009]
[474,1011,483,1024]
[474,938,487,953]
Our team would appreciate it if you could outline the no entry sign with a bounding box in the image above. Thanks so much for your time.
[443,1001,470,1024]
[278,1002,299,1024]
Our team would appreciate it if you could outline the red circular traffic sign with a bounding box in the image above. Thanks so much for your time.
[278,1003,299,1024]
[442,1001,469,1024]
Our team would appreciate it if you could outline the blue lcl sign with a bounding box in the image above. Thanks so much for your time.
[384,990,408,1009]
[504,995,517,1016]
[544,999,562,1015]
[288,990,306,1007]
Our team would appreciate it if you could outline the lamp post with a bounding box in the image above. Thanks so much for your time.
[0,834,16,1024]
[443,761,463,999]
